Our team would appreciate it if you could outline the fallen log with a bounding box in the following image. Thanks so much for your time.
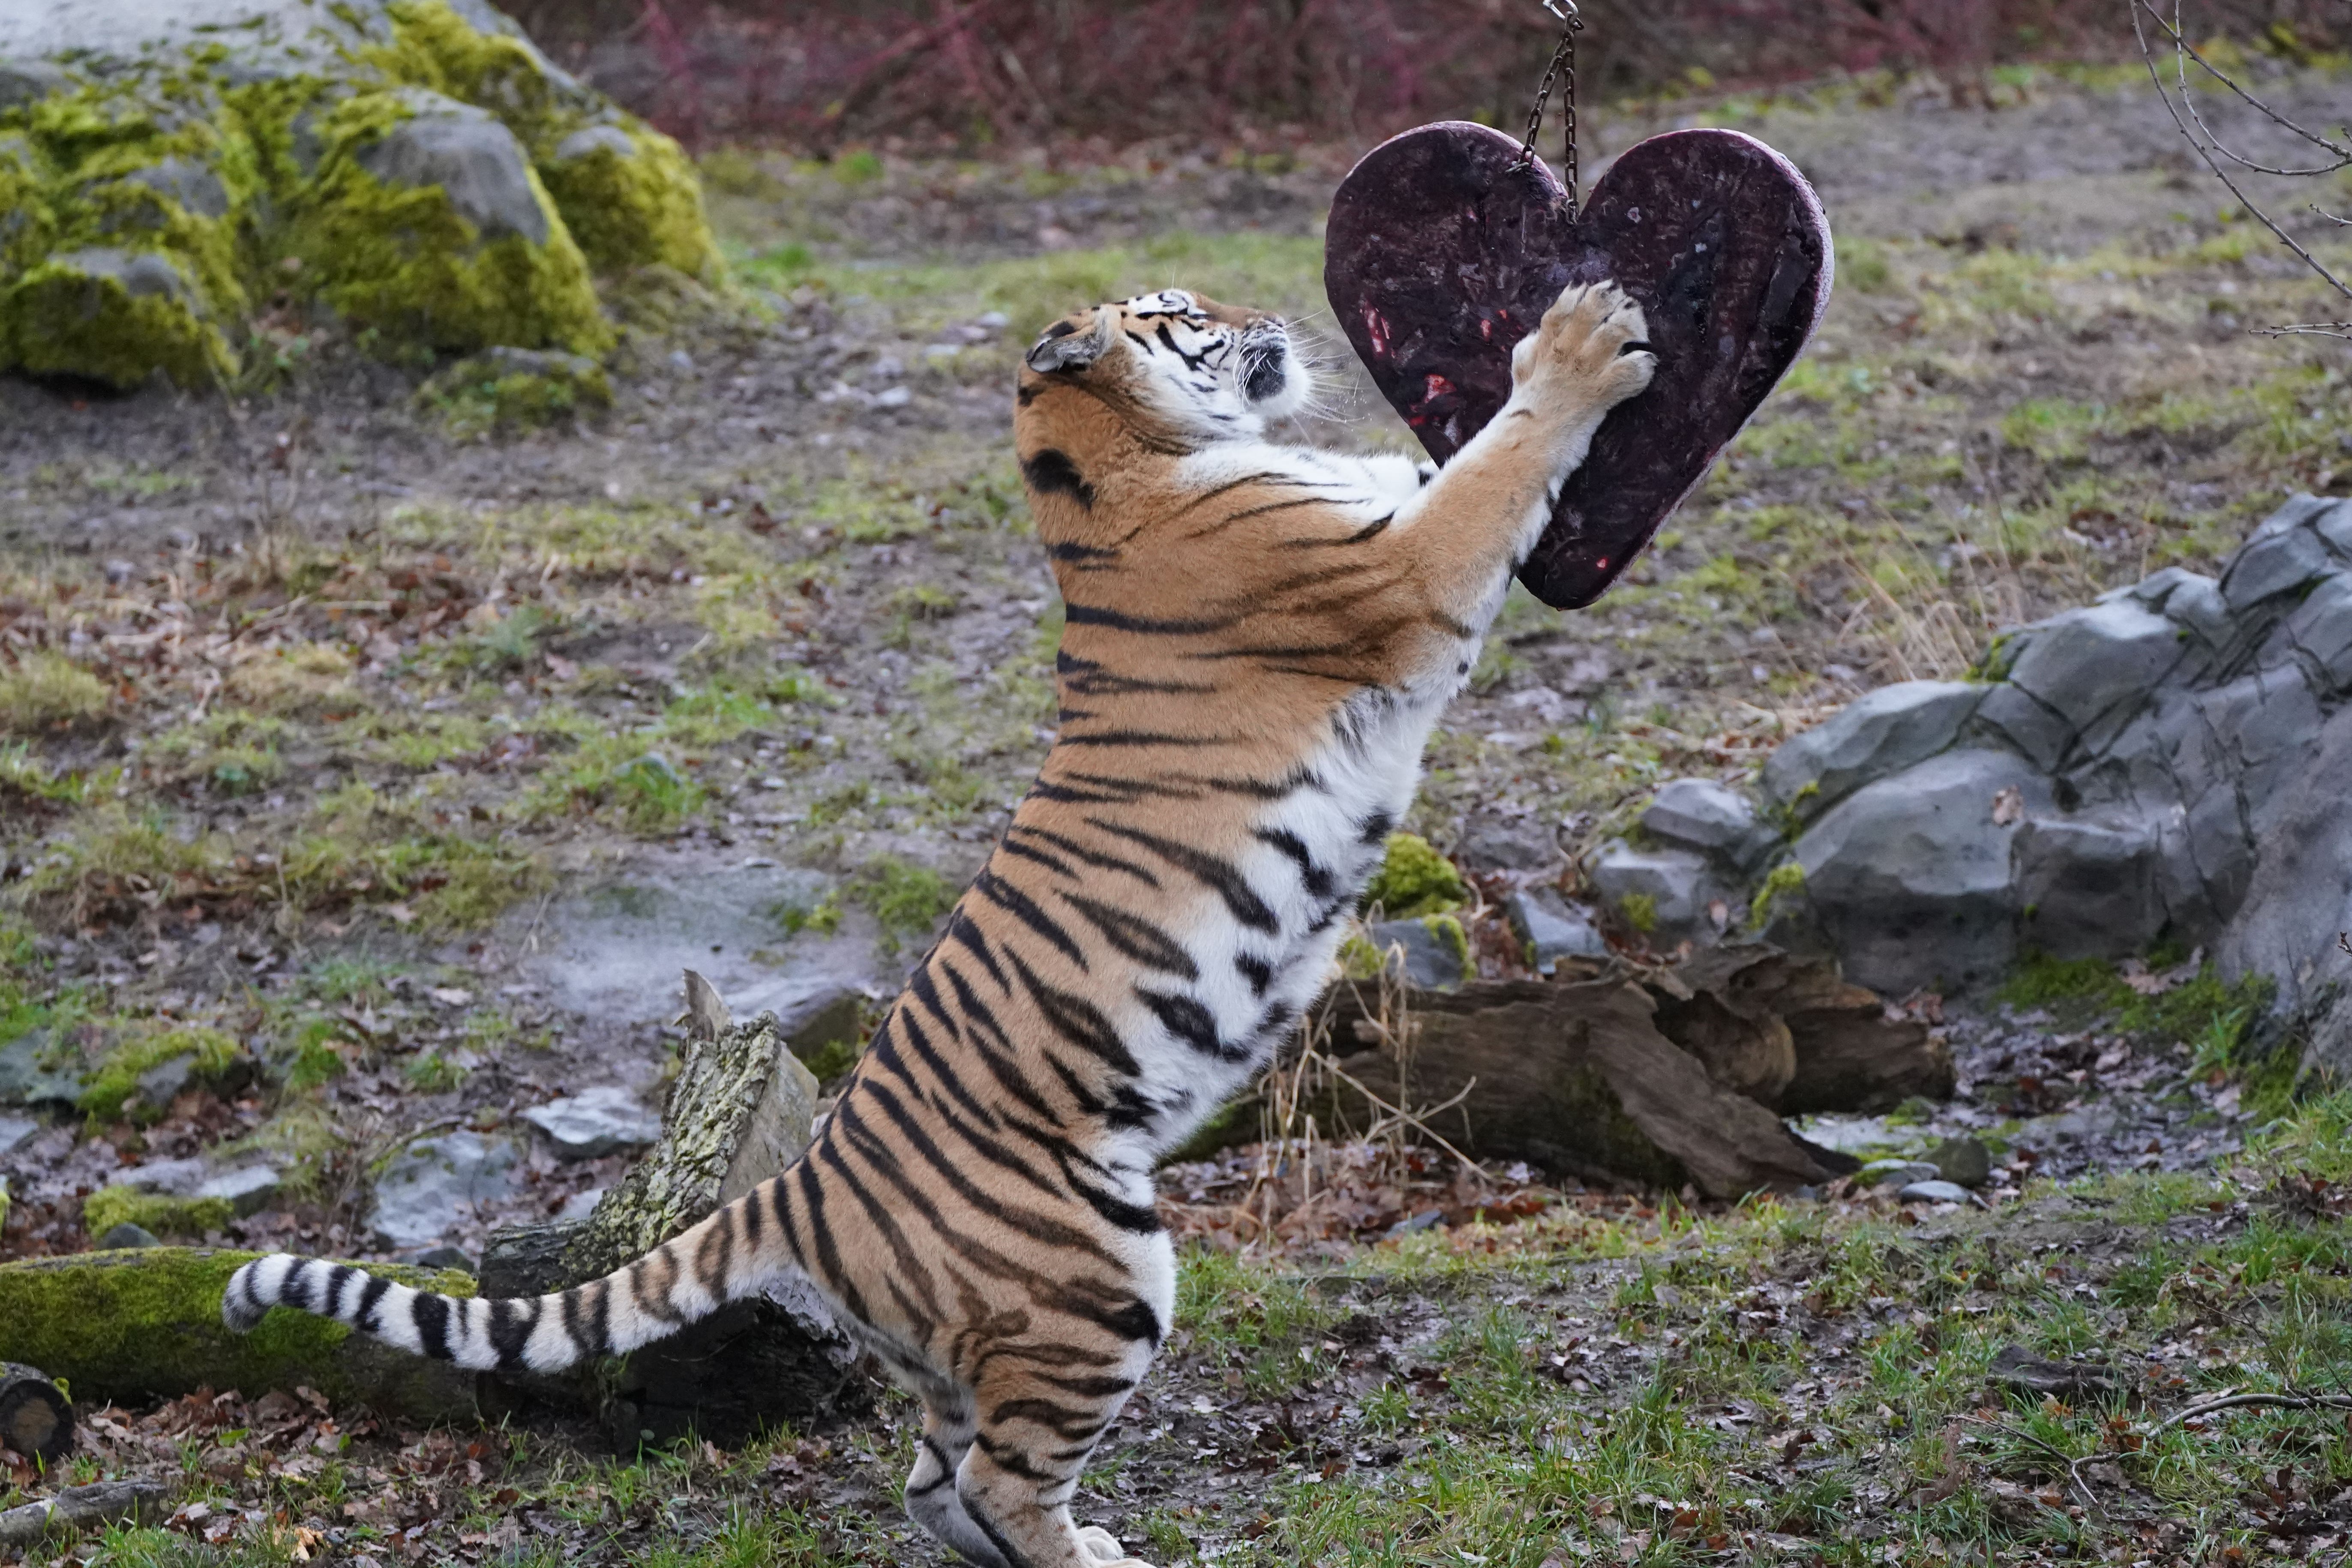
[0,1481,171,1549]
[0,1362,75,1463]
[478,973,869,1447]
[1242,942,1943,1197]
[0,1250,478,1423]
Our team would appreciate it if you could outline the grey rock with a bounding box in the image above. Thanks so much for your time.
[1588,841,1726,948]
[2281,573,2352,693]
[1362,918,1469,991]
[0,1031,86,1108]
[412,1244,477,1274]
[1857,1158,1940,1187]
[1970,681,2074,771]
[1927,1135,1992,1188]
[0,1114,36,1155]
[2005,598,2184,757]
[195,1165,282,1215]
[2316,499,2352,559]
[38,247,198,306]
[2219,702,2352,1076]
[552,123,638,163]
[1454,816,1558,871]
[2015,813,2168,960]
[105,1157,207,1195]
[2221,510,2337,613]
[95,1223,162,1249]
[1896,1179,1977,1205]
[126,155,231,219]
[1503,886,1608,973]
[1643,778,1776,869]
[522,1086,662,1160]
[369,1130,524,1249]
[479,1219,585,1296]
[1762,681,1984,821]
[0,57,66,110]
[354,90,550,246]
[1794,749,2047,994]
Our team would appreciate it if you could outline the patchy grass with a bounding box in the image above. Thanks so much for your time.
[0,651,111,732]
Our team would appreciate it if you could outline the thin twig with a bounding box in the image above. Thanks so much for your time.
[1956,1415,2103,1518]
[2142,1388,2352,1441]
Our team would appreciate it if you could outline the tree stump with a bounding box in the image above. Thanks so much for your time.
[0,1363,73,1464]
[479,972,870,1446]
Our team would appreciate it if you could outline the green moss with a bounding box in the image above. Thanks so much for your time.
[1748,860,1807,928]
[83,1186,234,1239]
[419,347,612,438]
[0,651,110,732]
[1620,891,1659,934]
[2,247,235,387]
[79,1025,243,1122]
[0,1247,477,1418]
[852,855,959,950]
[290,90,609,358]
[0,133,57,278]
[538,123,721,279]
[1363,832,1468,920]
[1419,912,1473,984]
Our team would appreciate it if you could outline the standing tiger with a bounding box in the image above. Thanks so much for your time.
[223,278,1656,1567]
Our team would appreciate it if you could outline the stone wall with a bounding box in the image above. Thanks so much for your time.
[1589,495,2352,1074]
[0,0,720,389]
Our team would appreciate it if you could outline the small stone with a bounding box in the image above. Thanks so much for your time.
[369,1130,524,1249]
[96,1223,162,1250]
[1455,816,1558,871]
[1587,841,1723,948]
[195,1165,282,1216]
[1927,1136,1992,1188]
[1641,778,1774,869]
[1857,1158,1939,1187]
[0,1114,36,1155]
[976,311,1010,329]
[522,1086,663,1160]
[1362,919,1470,991]
[871,385,912,409]
[412,1244,477,1274]
[0,1030,84,1108]
[1503,886,1607,973]
[105,1157,207,1196]
[1896,1179,1977,1205]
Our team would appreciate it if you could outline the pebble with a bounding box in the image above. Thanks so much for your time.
[1858,1158,1939,1187]
[195,1166,282,1215]
[1897,1179,1981,1206]
[1928,1134,1993,1188]
[369,1131,524,1249]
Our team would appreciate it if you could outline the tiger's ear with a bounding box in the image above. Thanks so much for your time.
[1025,312,1113,374]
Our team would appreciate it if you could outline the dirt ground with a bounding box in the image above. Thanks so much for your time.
[3,57,2352,1568]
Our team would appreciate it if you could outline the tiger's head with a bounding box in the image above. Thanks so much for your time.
[1017,289,1305,446]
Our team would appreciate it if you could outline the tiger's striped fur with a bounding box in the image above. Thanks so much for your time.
[222,279,1655,1568]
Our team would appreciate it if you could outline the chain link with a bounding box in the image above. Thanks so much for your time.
[1512,0,1584,213]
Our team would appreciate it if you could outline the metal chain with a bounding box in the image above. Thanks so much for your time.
[1512,0,1584,210]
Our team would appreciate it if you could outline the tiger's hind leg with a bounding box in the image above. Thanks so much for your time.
[950,1360,1160,1568]
[905,1394,1011,1568]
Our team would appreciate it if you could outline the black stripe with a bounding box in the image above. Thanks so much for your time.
[1011,826,1161,888]
[804,1141,877,1325]
[1060,893,1197,977]
[1066,1172,1163,1234]
[998,834,1078,880]
[489,1298,536,1367]
[357,1275,392,1334]
[1236,953,1273,995]
[1021,448,1095,509]
[1055,729,1216,750]
[855,1079,1115,1259]
[1138,989,1240,1060]
[1279,513,1393,548]
[1185,495,1329,538]
[1254,826,1335,898]
[878,1012,1003,1133]
[414,1293,451,1360]
[1007,949,1141,1074]
[1061,602,1238,636]
[945,911,1011,992]
[1085,819,1277,932]
[972,869,1089,969]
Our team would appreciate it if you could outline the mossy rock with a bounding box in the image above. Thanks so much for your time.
[78,1025,248,1123]
[1364,831,1470,919]
[81,1187,234,1239]
[0,1247,478,1419]
[0,0,721,389]
[418,344,612,438]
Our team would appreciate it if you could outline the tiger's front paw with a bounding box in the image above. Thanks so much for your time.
[1510,281,1655,422]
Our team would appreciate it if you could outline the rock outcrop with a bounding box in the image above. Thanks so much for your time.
[0,0,720,389]
[1588,495,2352,1076]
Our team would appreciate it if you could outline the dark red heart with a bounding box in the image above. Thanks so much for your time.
[1324,122,1832,609]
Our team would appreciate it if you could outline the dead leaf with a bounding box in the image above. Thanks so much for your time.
[1991,785,2025,826]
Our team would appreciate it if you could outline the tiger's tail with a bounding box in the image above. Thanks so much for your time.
[219,1173,803,1374]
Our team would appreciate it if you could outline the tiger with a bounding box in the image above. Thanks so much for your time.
[221,277,1656,1568]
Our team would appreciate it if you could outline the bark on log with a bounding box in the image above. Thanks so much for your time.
[0,1250,479,1423]
[478,977,869,1446]
[1275,943,1944,1196]
[0,1481,171,1548]
[0,1362,74,1464]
